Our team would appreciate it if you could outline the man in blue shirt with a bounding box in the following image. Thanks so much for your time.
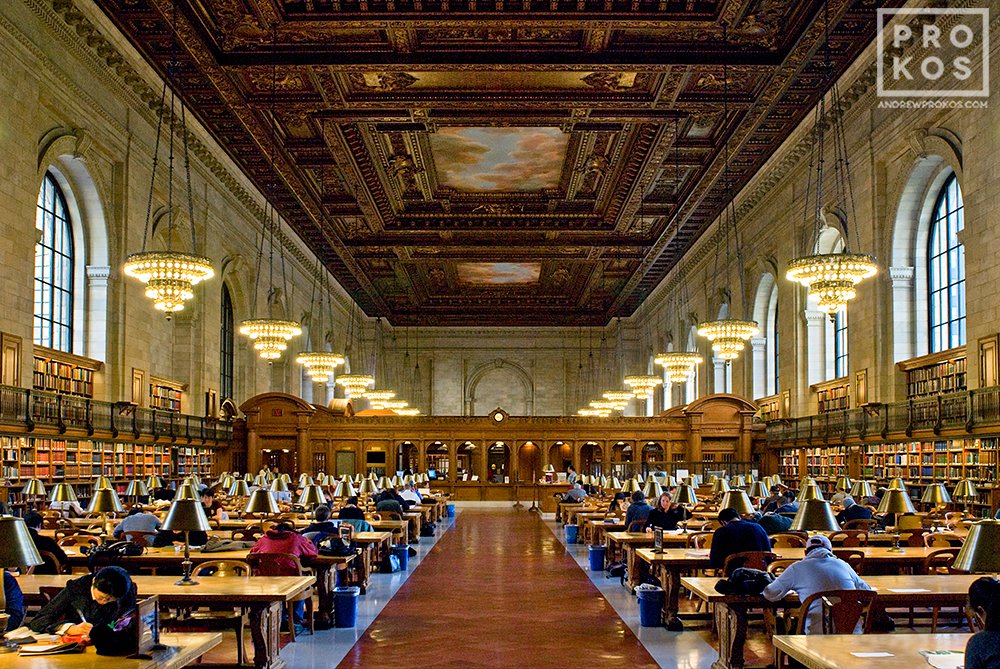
[623,491,652,531]
[836,497,873,524]
[709,507,772,572]
[774,491,800,514]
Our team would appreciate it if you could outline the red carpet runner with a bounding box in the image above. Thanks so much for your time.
[336,509,659,668]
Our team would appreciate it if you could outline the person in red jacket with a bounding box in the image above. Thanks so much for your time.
[249,523,318,635]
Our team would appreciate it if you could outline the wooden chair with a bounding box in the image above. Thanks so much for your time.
[57,535,99,550]
[122,530,157,547]
[795,589,878,634]
[843,518,878,531]
[626,519,645,532]
[687,532,713,549]
[33,549,65,575]
[770,533,807,548]
[922,548,963,632]
[832,549,865,575]
[903,528,930,547]
[722,551,777,577]
[828,530,868,547]
[924,532,964,548]
[161,560,251,665]
[246,553,315,641]
[232,528,263,542]
[897,514,923,530]
[766,559,798,577]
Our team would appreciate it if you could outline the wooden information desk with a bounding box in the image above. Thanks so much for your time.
[772,633,970,669]
[58,547,354,630]
[636,546,945,631]
[18,574,312,669]
[0,633,221,669]
[683,575,979,669]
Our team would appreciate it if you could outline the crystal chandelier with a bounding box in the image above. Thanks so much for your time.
[384,400,409,411]
[240,319,303,360]
[577,407,610,418]
[624,375,663,400]
[123,15,213,318]
[784,12,877,312]
[654,352,703,382]
[697,320,759,361]
[602,390,634,405]
[364,390,396,408]
[295,351,345,382]
[336,374,375,397]
[396,408,420,416]
[589,400,618,413]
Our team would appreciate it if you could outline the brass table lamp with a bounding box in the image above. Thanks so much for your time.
[244,489,280,518]
[835,476,853,493]
[674,484,698,533]
[952,519,1000,573]
[21,478,46,510]
[720,490,755,517]
[334,479,358,499]
[87,487,124,539]
[953,479,979,516]
[797,483,824,502]
[228,479,251,498]
[49,482,78,509]
[791,499,841,532]
[711,478,731,495]
[161,499,212,586]
[270,478,290,494]
[0,517,43,652]
[887,477,908,493]
[146,475,164,490]
[850,480,874,499]
[920,483,952,511]
[642,480,663,500]
[748,480,769,499]
[731,475,746,489]
[93,475,113,491]
[298,484,327,509]
[174,483,199,501]
[125,479,149,505]
[620,478,641,495]
[358,478,380,498]
[877,488,916,552]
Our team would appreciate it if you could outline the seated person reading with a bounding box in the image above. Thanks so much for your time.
[28,566,136,643]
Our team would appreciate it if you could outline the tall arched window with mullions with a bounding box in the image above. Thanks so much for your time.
[928,174,965,352]
[220,284,235,400]
[34,172,74,352]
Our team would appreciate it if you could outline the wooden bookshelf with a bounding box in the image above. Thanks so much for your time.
[778,449,801,482]
[812,377,851,414]
[149,376,185,413]
[805,445,848,483]
[32,346,102,398]
[755,394,781,422]
[897,346,967,399]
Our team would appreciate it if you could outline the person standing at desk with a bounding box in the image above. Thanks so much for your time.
[566,465,579,485]
[28,566,136,637]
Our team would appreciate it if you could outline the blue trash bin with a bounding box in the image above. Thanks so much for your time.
[589,545,606,571]
[636,586,664,627]
[333,586,361,628]
[446,503,456,517]
[565,524,578,544]
[391,544,409,570]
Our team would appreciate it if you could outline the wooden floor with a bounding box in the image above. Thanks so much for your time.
[335,509,660,668]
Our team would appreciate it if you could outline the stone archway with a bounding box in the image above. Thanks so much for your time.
[465,358,534,416]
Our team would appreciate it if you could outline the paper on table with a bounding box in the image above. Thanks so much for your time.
[919,650,964,669]
[887,588,932,593]
[851,652,894,658]
[684,549,710,556]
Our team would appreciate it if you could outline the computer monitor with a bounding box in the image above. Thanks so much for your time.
[428,469,437,480]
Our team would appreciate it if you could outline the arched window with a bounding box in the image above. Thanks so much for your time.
[770,296,779,395]
[928,174,965,352]
[833,309,848,379]
[34,173,74,352]
[220,284,234,400]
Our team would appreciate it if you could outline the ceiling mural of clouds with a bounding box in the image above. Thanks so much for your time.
[429,127,568,191]
[457,262,542,285]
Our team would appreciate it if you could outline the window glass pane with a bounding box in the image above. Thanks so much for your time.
[33,173,74,352]
[928,174,965,352]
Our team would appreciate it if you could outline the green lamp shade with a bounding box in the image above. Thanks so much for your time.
[544,465,556,473]
[49,483,78,503]
[87,488,124,514]
[952,520,1000,572]
[0,517,43,569]
[244,489,279,515]
[791,499,841,531]
[161,499,212,533]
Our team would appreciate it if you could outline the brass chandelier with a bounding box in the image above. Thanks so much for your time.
[295,260,345,381]
[654,352,703,383]
[336,374,375,397]
[785,5,876,311]
[624,374,663,400]
[124,5,213,317]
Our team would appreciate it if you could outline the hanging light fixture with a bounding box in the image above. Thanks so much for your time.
[384,400,409,411]
[696,28,759,360]
[396,408,421,416]
[335,304,375,397]
[624,374,663,400]
[578,407,610,418]
[654,352,704,383]
[364,390,396,408]
[123,2,213,317]
[785,1,877,312]
[602,390,635,409]
[296,260,345,382]
[240,26,300,360]
[336,374,375,397]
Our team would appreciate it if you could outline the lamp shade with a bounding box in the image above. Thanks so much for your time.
[797,483,824,502]
[0,517,43,569]
[358,479,380,495]
[125,480,149,498]
[353,474,364,484]
[642,480,663,500]
[953,479,979,500]
[161,499,212,533]
[544,465,556,473]
[877,488,917,515]
[620,479,641,494]
[711,479,731,494]
[228,480,251,497]
[609,477,622,490]
[720,490,755,516]
[174,484,199,501]
[243,473,254,482]
[674,484,698,506]
[93,476,113,491]
[49,483,78,504]
[298,484,327,507]
[790,499,841,531]
[850,480,874,498]
[21,478,46,496]
[761,476,774,489]
[771,474,782,485]
[269,479,289,493]
[220,475,235,490]
[887,478,908,493]
[835,476,853,493]
[280,474,291,483]
[299,474,314,487]
[952,520,1000,573]
[748,481,769,498]
[377,476,390,490]
[146,475,164,490]
[333,480,358,498]
[87,488,124,514]
[253,474,269,487]
[921,483,952,505]
[663,475,677,487]
[244,489,279,515]
[731,475,746,489]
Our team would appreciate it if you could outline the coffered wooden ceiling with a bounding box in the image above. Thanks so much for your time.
[94,0,897,326]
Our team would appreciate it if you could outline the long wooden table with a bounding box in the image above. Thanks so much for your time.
[773,633,969,669]
[683,575,979,669]
[58,547,354,630]
[0,633,221,669]
[636,545,946,631]
[18,575,314,669]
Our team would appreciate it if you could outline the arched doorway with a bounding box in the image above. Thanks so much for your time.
[641,442,665,477]
[397,441,418,474]
[517,442,540,483]
[579,442,604,477]
[426,442,449,481]
[611,441,633,480]
[548,441,572,474]
[457,442,478,480]
[487,442,510,483]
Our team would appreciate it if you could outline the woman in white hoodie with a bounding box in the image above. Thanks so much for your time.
[762,534,872,633]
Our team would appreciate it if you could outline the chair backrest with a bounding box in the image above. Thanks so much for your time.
[843,518,878,531]
[626,519,645,532]
[247,552,305,577]
[924,532,964,548]
[338,518,373,534]
[383,511,403,521]
[723,551,777,577]
[57,535,100,549]
[795,589,878,634]
[770,533,807,548]
[36,549,65,575]
[832,549,866,574]
[687,531,713,549]
[922,547,962,575]
[903,528,930,546]
[232,528,263,542]
[897,513,923,530]
[122,530,157,548]
[54,529,82,540]
[195,560,251,578]
[766,558,798,577]
[828,530,868,547]
[39,586,63,603]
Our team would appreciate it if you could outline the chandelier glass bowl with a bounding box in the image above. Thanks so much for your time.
[785,253,878,314]
[623,375,663,399]
[654,352,704,382]
[239,319,303,360]
[124,252,214,316]
[294,351,345,382]
[336,374,375,397]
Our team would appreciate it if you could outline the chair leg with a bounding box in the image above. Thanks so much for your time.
[306,596,315,634]
[236,615,246,665]
[931,607,939,633]
[286,603,297,642]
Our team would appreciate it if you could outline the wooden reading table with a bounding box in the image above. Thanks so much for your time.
[773,633,969,669]
[0,633,221,669]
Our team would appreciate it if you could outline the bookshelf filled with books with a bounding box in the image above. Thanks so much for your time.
[32,346,102,398]
[812,378,851,414]
[897,347,967,399]
[149,377,184,413]
[778,449,801,482]
[804,445,848,487]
